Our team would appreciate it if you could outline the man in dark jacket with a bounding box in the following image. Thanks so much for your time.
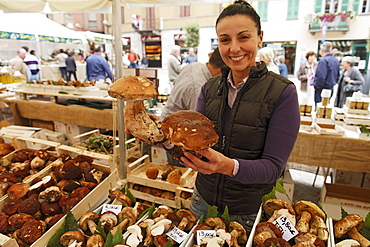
[313,41,340,106]
[66,52,77,81]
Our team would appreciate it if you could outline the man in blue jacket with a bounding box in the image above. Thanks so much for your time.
[313,41,340,106]
[86,46,112,81]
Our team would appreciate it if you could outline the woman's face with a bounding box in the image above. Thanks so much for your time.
[308,55,316,63]
[216,14,263,77]
[341,60,351,69]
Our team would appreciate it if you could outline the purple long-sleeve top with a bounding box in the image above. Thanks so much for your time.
[196,82,300,184]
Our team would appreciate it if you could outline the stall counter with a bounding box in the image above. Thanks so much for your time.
[40,63,86,81]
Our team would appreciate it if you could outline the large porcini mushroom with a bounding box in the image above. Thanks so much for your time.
[112,207,136,234]
[294,201,326,235]
[161,110,219,159]
[108,75,165,144]
[139,218,155,246]
[175,209,197,231]
[38,185,62,203]
[334,214,370,247]
[150,218,172,236]
[60,230,85,246]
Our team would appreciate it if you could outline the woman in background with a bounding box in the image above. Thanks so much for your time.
[335,56,364,108]
[257,47,279,74]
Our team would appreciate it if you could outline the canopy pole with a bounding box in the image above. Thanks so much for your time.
[112,0,126,180]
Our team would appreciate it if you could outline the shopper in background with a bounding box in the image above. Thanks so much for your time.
[141,54,149,69]
[55,49,68,80]
[86,46,113,82]
[335,56,364,108]
[10,48,29,81]
[277,55,288,78]
[122,51,130,68]
[167,45,182,88]
[184,48,198,64]
[66,52,77,81]
[128,47,139,68]
[297,51,318,92]
[163,0,300,229]
[313,41,340,106]
[22,46,40,80]
[257,47,280,74]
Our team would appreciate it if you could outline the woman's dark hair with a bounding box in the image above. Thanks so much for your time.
[305,51,317,60]
[216,0,261,35]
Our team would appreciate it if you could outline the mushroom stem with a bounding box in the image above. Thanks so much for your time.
[87,220,97,234]
[124,101,165,144]
[348,228,370,247]
[111,218,129,236]
[230,229,241,247]
[296,211,312,233]
[177,217,189,231]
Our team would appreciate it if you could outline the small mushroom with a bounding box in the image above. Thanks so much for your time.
[204,217,226,230]
[99,211,118,233]
[60,160,83,180]
[60,230,85,246]
[334,214,370,247]
[16,219,46,245]
[70,186,90,199]
[2,198,23,215]
[267,208,296,227]
[167,169,182,185]
[84,167,105,183]
[152,205,174,218]
[229,221,247,247]
[150,218,172,236]
[30,156,46,170]
[254,222,282,245]
[112,207,136,235]
[263,199,296,219]
[0,212,9,232]
[200,236,225,247]
[108,190,133,207]
[45,214,64,228]
[335,239,361,247]
[7,183,30,199]
[39,186,62,203]
[9,162,30,178]
[126,225,143,247]
[175,209,197,231]
[41,201,62,216]
[8,213,34,229]
[86,234,105,247]
[79,211,100,235]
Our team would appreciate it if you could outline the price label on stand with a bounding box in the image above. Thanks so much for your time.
[101,204,122,215]
[196,230,216,245]
[272,215,298,241]
[166,227,188,244]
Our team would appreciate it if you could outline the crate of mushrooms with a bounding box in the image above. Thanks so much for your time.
[0,143,119,247]
[246,198,332,247]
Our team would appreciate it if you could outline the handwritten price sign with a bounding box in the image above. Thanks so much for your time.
[167,227,188,244]
[101,204,122,215]
[272,215,299,241]
[196,230,216,245]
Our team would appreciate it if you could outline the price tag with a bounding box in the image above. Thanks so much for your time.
[196,230,216,246]
[101,204,122,215]
[272,215,299,241]
[166,227,188,244]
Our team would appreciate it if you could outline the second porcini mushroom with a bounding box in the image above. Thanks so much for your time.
[334,214,370,247]
[60,230,85,246]
[294,200,326,233]
[79,212,100,235]
[228,221,247,247]
[176,209,197,231]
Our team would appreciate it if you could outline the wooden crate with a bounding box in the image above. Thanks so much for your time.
[126,154,195,192]
[128,182,177,208]
[0,145,119,247]
[175,171,196,209]
[314,123,345,136]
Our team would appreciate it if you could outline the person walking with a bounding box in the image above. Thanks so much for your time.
[334,56,365,107]
[86,46,113,82]
[163,0,300,229]
[184,48,198,64]
[66,52,78,81]
[277,55,288,78]
[257,47,279,74]
[128,48,139,68]
[167,45,182,88]
[313,41,340,106]
[55,49,68,80]
[10,48,29,81]
[297,51,318,92]
[141,54,149,69]
[22,46,40,80]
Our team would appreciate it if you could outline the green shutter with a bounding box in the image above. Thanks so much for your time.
[287,0,299,19]
[338,0,349,27]
[352,0,360,13]
[314,0,322,13]
[258,1,268,21]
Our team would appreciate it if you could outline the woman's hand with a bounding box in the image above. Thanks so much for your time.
[180,149,235,176]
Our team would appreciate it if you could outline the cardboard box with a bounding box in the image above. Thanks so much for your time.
[65,124,94,144]
[276,169,294,204]
[45,129,65,143]
[332,169,364,187]
[54,121,67,134]
[320,183,370,219]
[0,125,49,149]
[151,144,168,165]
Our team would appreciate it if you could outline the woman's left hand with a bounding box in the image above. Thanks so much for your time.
[180,149,235,176]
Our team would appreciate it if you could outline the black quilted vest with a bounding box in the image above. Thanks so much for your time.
[196,63,292,215]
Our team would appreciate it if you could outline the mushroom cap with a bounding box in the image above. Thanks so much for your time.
[257,237,291,247]
[86,234,105,247]
[263,199,295,218]
[229,221,247,243]
[255,222,282,238]
[79,212,100,231]
[294,201,326,220]
[7,183,30,199]
[108,75,158,101]
[8,213,34,229]
[152,205,174,218]
[146,167,159,179]
[176,209,197,231]
[60,230,85,246]
[161,110,219,151]
[334,214,364,238]
[108,190,133,207]
[100,211,118,228]
[204,217,226,230]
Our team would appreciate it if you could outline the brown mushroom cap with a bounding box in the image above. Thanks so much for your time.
[146,167,159,179]
[334,214,364,238]
[108,75,158,101]
[257,237,291,247]
[204,217,226,230]
[161,110,219,151]
[176,209,197,231]
[152,205,174,218]
[7,183,30,199]
[256,222,282,238]
[229,221,247,244]
[294,201,326,220]
[17,219,46,244]
[60,230,85,246]
[79,211,100,232]
[87,234,105,247]
[8,213,35,229]
[108,190,133,207]
[263,199,296,218]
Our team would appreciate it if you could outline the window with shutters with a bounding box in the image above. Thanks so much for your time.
[258,1,268,21]
[324,0,339,13]
[180,6,190,17]
[360,0,370,13]
[287,0,299,19]
[121,7,125,24]
[146,7,155,29]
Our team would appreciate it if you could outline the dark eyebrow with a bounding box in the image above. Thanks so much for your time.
[238,30,251,35]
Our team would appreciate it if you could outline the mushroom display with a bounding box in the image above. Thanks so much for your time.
[60,230,85,246]
[161,110,219,159]
[253,222,282,245]
[334,214,370,247]
[108,75,166,144]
